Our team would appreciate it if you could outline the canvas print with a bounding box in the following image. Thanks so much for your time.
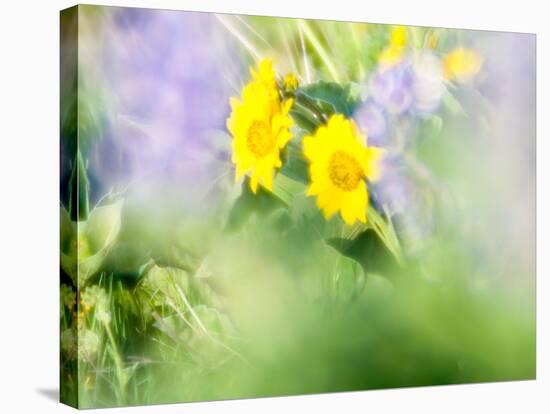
[60,5,536,409]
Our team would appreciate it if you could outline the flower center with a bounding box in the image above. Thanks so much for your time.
[328,151,363,191]
[247,120,274,158]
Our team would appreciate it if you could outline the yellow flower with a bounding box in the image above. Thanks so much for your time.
[303,115,382,225]
[283,73,299,92]
[443,47,482,82]
[379,26,407,67]
[389,25,407,47]
[227,59,294,193]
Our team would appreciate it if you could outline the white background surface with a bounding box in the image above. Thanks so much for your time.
[0,0,546,412]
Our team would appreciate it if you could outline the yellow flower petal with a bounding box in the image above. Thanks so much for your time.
[317,190,342,220]
[341,185,368,225]
[364,147,384,182]
[390,26,407,47]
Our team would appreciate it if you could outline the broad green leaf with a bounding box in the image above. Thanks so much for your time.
[103,242,151,283]
[331,254,366,302]
[287,193,369,242]
[60,199,123,287]
[367,205,404,266]
[298,80,360,117]
[271,173,305,206]
[85,199,124,253]
[327,228,400,278]
[225,179,287,232]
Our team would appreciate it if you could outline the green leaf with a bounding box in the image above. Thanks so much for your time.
[84,199,124,253]
[271,173,305,205]
[225,179,287,232]
[297,80,360,117]
[279,134,310,184]
[327,229,400,277]
[332,254,366,302]
[60,199,123,287]
[103,242,151,283]
[366,205,404,266]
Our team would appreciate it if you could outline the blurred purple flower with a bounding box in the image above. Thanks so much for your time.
[88,8,241,206]
[369,62,414,115]
[371,153,435,257]
[371,154,413,217]
[352,99,388,147]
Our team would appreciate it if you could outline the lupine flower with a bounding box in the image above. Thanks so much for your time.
[370,62,414,115]
[353,99,388,147]
[411,51,446,116]
[371,154,414,217]
[303,115,382,225]
[443,47,483,83]
[371,154,435,256]
[227,59,294,193]
[89,9,239,204]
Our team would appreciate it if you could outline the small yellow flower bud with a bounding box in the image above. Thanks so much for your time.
[283,73,299,92]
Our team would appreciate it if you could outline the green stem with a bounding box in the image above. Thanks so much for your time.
[294,91,328,124]
[367,205,404,266]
